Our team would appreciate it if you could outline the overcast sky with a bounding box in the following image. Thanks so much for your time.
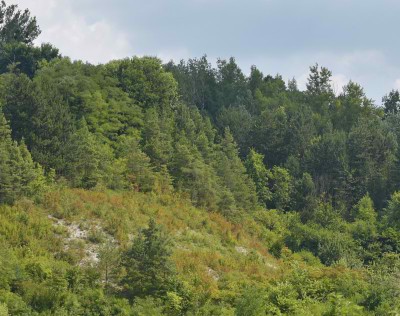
[11,0,400,103]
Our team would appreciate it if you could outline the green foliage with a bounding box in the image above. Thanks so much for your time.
[119,136,156,192]
[30,74,75,171]
[268,166,293,211]
[348,117,397,208]
[0,1,40,45]
[131,297,164,316]
[0,72,37,142]
[215,129,258,212]
[106,56,178,109]
[121,219,176,299]
[165,56,218,114]
[0,112,46,203]
[383,191,400,229]
[235,287,265,316]
[0,303,8,316]
[305,131,348,202]
[216,57,251,109]
[0,42,59,77]
[0,2,399,313]
[64,118,113,189]
[245,149,271,206]
[306,63,334,113]
[383,89,400,114]
[142,106,174,168]
[334,81,374,131]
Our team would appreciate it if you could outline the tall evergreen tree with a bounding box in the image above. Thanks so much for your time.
[64,119,105,189]
[216,128,257,211]
[119,136,156,192]
[142,107,174,169]
[121,219,176,299]
[30,76,74,172]
[216,57,251,109]
[348,117,397,208]
[306,63,334,113]
[0,112,45,203]
[0,72,36,142]
[165,56,219,113]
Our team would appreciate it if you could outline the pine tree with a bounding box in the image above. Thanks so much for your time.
[30,76,74,172]
[142,107,174,169]
[64,119,103,189]
[0,72,37,142]
[119,136,156,192]
[170,134,219,210]
[215,128,257,211]
[0,112,45,203]
[305,63,334,114]
[121,219,175,299]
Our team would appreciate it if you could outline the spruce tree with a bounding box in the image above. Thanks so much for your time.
[121,219,176,299]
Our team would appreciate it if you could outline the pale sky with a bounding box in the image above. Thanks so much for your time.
[11,0,400,104]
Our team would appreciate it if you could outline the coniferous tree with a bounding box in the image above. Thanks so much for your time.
[348,117,397,208]
[306,63,334,114]
[121,219,176,299]
[30,76,74,172]
[216,128,257,211]
[142,107,174,169]
[171,134,219,209]
[64,119,105,189]
[248,66,264,96]
[305,131,348,203]
[216,57,251,109]
[119,136,156,192]
[334,81,374,131]
[217,105,253,156]
[0,112,45,203]
[383,191,400,230]
[0,72,36,142]
[165,56,218,113]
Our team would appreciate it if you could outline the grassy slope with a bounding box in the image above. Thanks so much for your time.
[0,188,365,311]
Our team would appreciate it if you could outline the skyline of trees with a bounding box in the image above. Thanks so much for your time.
[0,1,400,315]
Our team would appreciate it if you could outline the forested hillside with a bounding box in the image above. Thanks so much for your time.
[0,1,399,315]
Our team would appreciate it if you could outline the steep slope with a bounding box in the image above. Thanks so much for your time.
[1,187,388,315]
